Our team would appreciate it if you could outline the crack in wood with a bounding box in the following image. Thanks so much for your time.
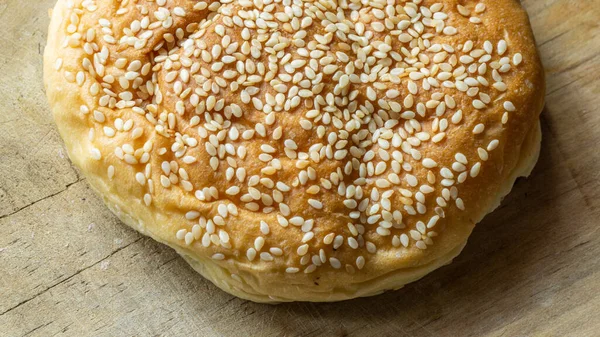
[0,178,84,221]
[0,237,142,317]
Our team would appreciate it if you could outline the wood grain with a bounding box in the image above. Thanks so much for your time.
[1,0,599,336]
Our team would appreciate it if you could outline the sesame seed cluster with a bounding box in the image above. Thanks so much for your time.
[48,0,538,291]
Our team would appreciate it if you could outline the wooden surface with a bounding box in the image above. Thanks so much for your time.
[1,0,599,336]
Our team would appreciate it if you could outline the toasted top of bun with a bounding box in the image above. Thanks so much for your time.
[45,0,544,302]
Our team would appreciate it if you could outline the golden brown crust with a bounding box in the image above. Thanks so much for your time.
[45,0,544,302]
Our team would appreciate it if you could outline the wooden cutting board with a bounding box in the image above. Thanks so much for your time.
[1,0,599,335]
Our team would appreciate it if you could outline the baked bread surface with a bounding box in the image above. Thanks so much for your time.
[45,0,544,302]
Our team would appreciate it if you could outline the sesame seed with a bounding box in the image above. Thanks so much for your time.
[498,40,507,55]
[473,124,485,134]
[176,229,186,241]
[308,199,323,209]
[297,244,309,256]
[470,163,482,177]
[513,53,523,66]
[260,221,270,235]
[212,253,225,260]
[173,7,186,17]
[347,237,359,249]
[260,252,273,261]
[90,148,102,160]
[504,101,516,111]
[478,148,489,161]
[329,258,341,269]
[487,139,500,151]
[246,248,257,261]
[422,158,437,168]
[472,100,486,109]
